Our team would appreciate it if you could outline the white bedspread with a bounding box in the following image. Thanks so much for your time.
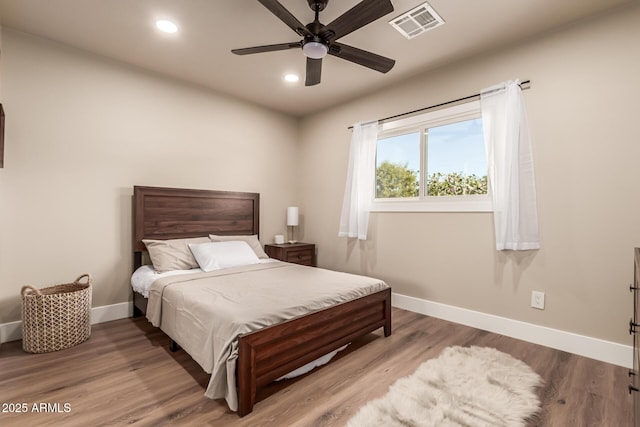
[145,261,388,411]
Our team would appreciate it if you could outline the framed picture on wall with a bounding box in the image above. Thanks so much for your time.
[0,103,4,168]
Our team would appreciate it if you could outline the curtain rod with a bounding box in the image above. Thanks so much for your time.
[347,79,531,130]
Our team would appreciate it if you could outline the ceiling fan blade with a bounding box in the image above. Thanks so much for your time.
[305,58,322,86]
[232,42,301,55]
[258,0,313,37]
[321,0,394,41]
[329,42,395,73]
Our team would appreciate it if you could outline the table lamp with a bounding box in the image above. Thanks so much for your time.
[287,206,299,244]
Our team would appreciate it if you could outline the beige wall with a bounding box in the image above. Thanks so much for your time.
[0,29,299,324]
[1,4,639,349]
[0,24,3,97]
[298,4,640,345]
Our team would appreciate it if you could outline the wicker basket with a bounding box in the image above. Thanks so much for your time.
[21,274,92,353]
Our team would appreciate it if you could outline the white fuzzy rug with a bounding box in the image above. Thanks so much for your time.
[348,346,543,427]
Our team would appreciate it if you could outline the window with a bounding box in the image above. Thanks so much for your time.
[372,101,492,212]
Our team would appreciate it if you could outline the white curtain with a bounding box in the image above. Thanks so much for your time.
[481,80,540,250]
[338,120,379,240]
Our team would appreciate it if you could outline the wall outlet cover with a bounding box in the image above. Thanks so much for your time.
[531,291,545,310]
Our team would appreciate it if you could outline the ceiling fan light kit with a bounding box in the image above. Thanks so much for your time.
[302,41,328,59]
[232,0,396,86]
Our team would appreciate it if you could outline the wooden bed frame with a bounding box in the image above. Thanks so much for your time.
[132,185,392,416]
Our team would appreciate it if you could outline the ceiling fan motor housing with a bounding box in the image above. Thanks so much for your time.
[307,0,329,12]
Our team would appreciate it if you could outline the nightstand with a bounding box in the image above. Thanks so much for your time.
[264,243,316,267]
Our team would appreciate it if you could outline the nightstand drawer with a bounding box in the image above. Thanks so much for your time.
[264,243,316,267]
[285,249,313,265]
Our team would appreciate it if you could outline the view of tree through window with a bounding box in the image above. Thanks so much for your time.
[426,118,487,196]
[376,132,420,198]
[375,117,487,198]
[376,160,419,198]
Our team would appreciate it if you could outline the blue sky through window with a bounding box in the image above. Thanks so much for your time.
[376,132,420,171]
[376,118,486,177]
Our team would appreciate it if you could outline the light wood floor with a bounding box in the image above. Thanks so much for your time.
[0,308,632,426]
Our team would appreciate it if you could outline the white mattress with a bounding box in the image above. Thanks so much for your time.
[131,259,279,297]
[131,265,202,298]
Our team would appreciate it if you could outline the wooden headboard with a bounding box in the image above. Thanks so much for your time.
[133,186,260,265]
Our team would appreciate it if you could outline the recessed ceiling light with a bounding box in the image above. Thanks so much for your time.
[156,19,178,34]
[283,73,300,83]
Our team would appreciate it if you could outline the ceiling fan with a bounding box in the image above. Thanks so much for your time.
[231,0,396,86]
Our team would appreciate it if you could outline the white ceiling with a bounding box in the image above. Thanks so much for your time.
[0,0,633,116]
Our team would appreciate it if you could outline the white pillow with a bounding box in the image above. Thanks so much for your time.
[188,240,260,272]
[209,234,269,259]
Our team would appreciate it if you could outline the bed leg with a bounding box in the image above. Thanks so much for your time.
[237,337,256,417]
[132,292,147,318]
[238,394,254,418]
[384,288,392,337]
[169,340,180,352]
[132,305,143,318]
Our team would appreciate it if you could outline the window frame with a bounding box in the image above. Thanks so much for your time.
[371,100,492,213]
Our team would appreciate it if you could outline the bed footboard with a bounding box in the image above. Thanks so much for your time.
[236,287,392,417]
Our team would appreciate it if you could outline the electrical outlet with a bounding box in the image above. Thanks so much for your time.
[531,291,545,310]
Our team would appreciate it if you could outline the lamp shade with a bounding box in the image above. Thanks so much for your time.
[287,207,299,226]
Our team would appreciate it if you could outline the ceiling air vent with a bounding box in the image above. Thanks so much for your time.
[389,1,445,39]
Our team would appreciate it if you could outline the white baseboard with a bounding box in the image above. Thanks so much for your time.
[0,320,22,345]
[91,301,133,324]
[392,293,632,368]
[0,301,133,344]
